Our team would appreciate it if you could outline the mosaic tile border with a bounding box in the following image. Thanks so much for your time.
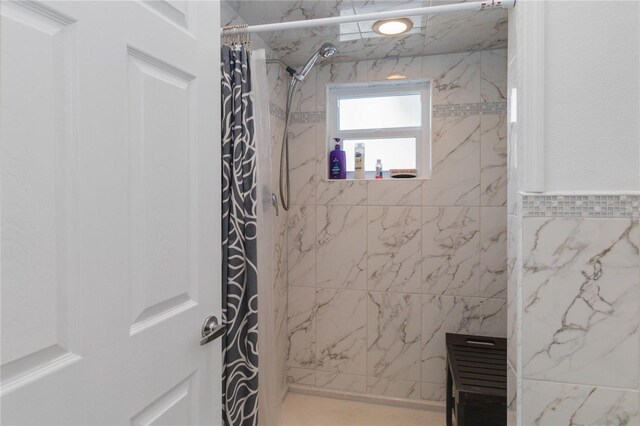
[521,194,640,218]
[290,111,326,124]
[277,101,508,124]
[269,102,286,122]
[433,101,507,117]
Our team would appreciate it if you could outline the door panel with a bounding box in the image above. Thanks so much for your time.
[130,372,198,426]
[0,0,81,396]
[0,1,221,424]
[127,46,198,336]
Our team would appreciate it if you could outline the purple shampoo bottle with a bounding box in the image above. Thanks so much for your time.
[329,138,346,179]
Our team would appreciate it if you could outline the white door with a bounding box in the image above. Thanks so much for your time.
[1,1,222,424]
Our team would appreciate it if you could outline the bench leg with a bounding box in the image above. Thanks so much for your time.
[446,364,453,426]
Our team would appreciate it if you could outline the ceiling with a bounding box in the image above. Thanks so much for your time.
[225,0,508,66]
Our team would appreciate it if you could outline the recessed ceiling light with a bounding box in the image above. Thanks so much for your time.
[373,18,413,36]
[387,74,407,80]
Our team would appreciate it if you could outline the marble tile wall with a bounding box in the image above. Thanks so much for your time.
[512,209,640,425]
[507,10,640,421]
[284,49,509,402]
[267,69,289,400]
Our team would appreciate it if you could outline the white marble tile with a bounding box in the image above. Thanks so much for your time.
[507,7,517,65]
[367,292,422,380]
[480,49,508,102]
[316,180,368,206]
[507,214,520,369]
[287,286,316,369]
[316,206,367,290]
[362,33,428,61]
[287,123,317,205]
[506,119,519,216]
[367,180,422,206]
[507,363,517,426]
[366,55,423,82]
[274,210,289,337]
[422,206,480,296]
[480,113,507,207]
[421,382,446,402]
[421,295,507,385]
[288,367,316,386]
[422,115,480,206]
[367,207,422,293]
[352,0,425,13]
[267,62,289,114]
[522,380,639,426]
[277,341,288,396]
[292,69,316,112]
[316,122,330,183]
[422,51,481,105]
[315,60,368,111]
[275,282,289,387]
[316,371,367,393]
[276,36,367,69]
[423,9,507,57]
[287,205,316,287]
[273,210,288,287]
[522,218,640,389]
[479,207,507,299]
[270,108,285,176]
[367,377,421,401]
[316,288,367,375]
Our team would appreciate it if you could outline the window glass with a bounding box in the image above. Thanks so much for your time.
[338,94,421,130]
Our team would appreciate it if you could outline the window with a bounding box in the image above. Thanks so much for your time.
[327,80,431,179]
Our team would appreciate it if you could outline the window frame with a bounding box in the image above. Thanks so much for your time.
[326,79,432,179]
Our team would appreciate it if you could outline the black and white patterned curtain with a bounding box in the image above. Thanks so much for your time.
[221,44,259,426]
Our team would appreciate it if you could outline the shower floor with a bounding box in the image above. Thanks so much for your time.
[278,392,445,426]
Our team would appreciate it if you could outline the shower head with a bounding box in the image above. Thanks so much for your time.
[319,42,338,58]
[294,43,337,82]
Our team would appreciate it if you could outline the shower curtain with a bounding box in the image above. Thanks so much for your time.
[251,49,279,426]
[221,44,259,426]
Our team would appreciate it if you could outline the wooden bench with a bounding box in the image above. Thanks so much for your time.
[445,333,507,426]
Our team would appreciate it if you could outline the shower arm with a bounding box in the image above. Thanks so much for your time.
[266,59,297,78]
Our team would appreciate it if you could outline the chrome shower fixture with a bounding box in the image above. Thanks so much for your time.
[278,43,337,212]
[294,43,337,82]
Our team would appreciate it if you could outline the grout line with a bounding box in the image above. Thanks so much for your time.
[520,377,640,393]
[290,203,508,208]
[286,284,508,301]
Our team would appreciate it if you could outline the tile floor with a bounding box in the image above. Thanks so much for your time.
[278,392,446,426]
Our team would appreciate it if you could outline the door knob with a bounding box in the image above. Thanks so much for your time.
[200,315,226,345]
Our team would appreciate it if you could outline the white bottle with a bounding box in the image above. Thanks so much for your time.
[375,159,383,179]
[354,143,365,179]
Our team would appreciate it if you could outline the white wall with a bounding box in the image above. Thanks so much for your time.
[508,2,640,424]
[544,1,640,192]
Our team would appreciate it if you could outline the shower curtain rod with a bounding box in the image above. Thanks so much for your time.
[222,0,515,34]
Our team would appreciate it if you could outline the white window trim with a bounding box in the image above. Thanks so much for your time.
[326,79,432,179]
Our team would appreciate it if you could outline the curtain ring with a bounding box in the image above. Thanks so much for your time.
[222,23,250,46]
[240,24,250,46]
